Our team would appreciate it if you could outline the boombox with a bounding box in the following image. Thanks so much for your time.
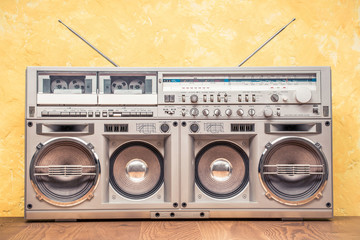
[25,66,332,220]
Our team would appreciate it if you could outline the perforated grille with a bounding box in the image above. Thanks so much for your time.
[30,138,100,206]
[259,137,328,205]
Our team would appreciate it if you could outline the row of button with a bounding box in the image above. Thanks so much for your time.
[238,94,256,102]
[42,111,88,117]
[42,111,153,117]
[109,111,153,117]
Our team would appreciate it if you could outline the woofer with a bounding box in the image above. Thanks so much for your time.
[195,141,249,199]
[109,141,164,199]
[259,137,328,206]
[30,138,100,207]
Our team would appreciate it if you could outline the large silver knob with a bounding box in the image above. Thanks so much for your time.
[263,107,273,117]
[295,87,312,103]
[237,109,244,116]
[214,109,221,116]
[225,109,232,116]
[202,109,210,116]
[190,94,198,103]
[190,108,199,116]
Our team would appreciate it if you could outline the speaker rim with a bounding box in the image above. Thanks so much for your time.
[109,141,164,200]
[195,140,249,199]
[258,136,328,206]
[29,137,101,207]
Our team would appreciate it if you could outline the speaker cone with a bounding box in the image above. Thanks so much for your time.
[259,137,328,206]
[195,141,249,199]
[109,141,164,199]
[30,138,100,207]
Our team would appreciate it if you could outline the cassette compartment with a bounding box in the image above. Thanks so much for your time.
[37,72,97,105]
[99,72,157,105]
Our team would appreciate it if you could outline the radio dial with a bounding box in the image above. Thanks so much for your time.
[190,108,199,116]
[237,109,244,116]
[295,87,312,103]
[270,94,279,102]
[214,109,221,116]
[190,94,198,103]
[202,109,210,116]
[263,107,273,117]
[225,109,232,116]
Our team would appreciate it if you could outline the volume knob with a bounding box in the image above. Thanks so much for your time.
[190,108,199,116]
[225,109,232,116]
[202,109,210,116]
[190,95,198,103]
[237,109,244,116]
[263,107,273,117]
[214,109,221,116]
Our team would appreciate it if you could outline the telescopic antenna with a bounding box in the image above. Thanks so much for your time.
[58,19,120,67]
[237,18,296,67]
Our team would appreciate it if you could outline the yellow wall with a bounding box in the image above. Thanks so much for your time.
[0,0,359,217]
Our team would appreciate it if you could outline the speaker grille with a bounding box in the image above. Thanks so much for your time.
[259,137,328,206]
[195,141,249,199]
[109,141,164,199]
[30,138,100,207]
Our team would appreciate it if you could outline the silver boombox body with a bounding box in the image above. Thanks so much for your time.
[25,66,332,220]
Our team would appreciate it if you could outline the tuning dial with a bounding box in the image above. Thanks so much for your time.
[225,109,232,116]
[190,108,199,116]
[190,94,198,103]
[214,109,221,116]
[270,94,279,102]
[237,109,244,116]
[202,109,210,116]
[263,107,273,117]
[295,87,312,103]
[248,108,255,117]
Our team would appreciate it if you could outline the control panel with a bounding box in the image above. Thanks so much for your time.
[26,67,331,120]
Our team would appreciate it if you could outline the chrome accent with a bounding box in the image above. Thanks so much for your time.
[210,158,232,182]
[125,159,148,183]
[34,165,96,176]
[262,164,324,175]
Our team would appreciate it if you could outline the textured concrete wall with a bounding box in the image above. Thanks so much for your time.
[0,0,359,216]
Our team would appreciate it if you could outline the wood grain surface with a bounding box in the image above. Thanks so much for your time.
[0,217,359,240]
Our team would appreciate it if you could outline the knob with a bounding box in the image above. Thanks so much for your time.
[160,123,170,133]
[295,87,312,103]
[190,95,198,103]
[214,109,221,116]
[225,109,232,116]
[190,123,199,133]
[237,109,244,116]
[263,107,273,117]
[190,108,199,116]
[270,94,279,102]
[202,109,210,116]
[248,108,255,116]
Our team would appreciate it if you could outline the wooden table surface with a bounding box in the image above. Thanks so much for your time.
[0,217,359,240]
